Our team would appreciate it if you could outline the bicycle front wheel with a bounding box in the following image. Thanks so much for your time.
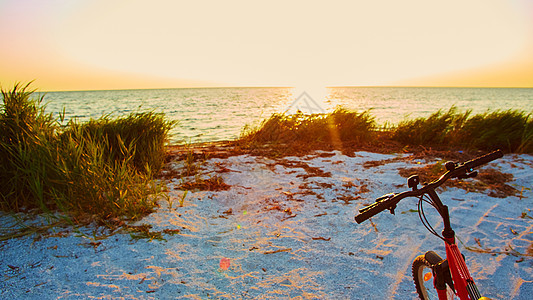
[412,255,455,300]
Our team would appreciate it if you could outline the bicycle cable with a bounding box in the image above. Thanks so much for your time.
[417,194,445,241]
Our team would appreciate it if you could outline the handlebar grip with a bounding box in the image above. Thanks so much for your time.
[463,149,503,170]
[354,198,393,224]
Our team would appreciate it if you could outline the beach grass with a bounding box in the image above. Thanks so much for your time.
[62,111,173,175]
[0,83,58,211]
[0,83,175,222]
[455,110,532,152]
[240,105,532,154]
[391,107,532,153]
[391,107,469,147]
[239,107,376,152]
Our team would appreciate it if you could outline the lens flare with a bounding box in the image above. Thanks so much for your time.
[219,258,230,270]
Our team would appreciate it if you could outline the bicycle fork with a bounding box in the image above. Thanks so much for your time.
[423,250,454,299]
[425,239,482,300]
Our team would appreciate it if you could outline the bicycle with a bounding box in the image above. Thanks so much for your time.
[355,150,503,300]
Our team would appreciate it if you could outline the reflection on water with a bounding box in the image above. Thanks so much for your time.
[40,87,532,144]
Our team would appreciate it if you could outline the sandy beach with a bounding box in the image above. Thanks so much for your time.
[1,150,531,299]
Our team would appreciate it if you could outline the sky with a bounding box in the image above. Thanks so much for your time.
[1,0,532,91]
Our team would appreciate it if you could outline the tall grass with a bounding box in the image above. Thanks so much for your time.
[240,105,532,154]
[0,83,58,211]
[0,83,175,222]
[62,111,173,174]
[391,106,532,152]
[455,110,532,152]
[392,107,469,147]
[518,119,533,153]
[240,107,375,150]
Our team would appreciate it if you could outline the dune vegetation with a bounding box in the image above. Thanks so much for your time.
[239,108,376,154]
[391,107,532,153]
[0,83,175,223]
[240,106,532,155]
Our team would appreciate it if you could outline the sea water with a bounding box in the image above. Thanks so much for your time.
[39,87,532,144]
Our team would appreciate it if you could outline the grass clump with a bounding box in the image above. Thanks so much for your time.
[0,83,59,211]
[391,107,532,153]
[455,110,532,152]
[392,107,468,147]
[240,107,375,152]
[61,111,172,175]
[0,83,175,223]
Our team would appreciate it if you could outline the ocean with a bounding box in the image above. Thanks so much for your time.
[39,87,532,144]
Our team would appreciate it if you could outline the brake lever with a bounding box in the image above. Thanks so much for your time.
[466,171,478,178]
[376,193,397,215]
[456,169,478,179]
[388,204,397,215]
[376,193,395,201]
[456,170,478,179]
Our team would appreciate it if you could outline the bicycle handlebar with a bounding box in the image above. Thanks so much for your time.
[354,150,503,224]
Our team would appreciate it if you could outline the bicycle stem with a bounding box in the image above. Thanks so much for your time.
[426,188,455,240]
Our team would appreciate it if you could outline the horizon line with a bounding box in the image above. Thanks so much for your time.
[38,85,533,93]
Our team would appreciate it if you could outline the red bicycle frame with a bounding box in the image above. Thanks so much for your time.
[443,236,481,300]
[428,189,482,300]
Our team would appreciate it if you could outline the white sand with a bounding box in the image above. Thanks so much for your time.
[1,151,531,299]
